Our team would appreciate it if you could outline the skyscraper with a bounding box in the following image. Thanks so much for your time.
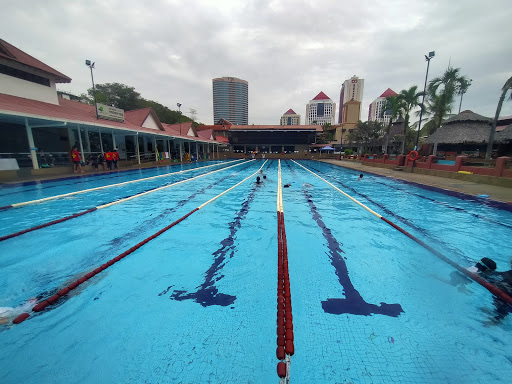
[338,75,364,124]
[306,92,336,125]
[368,88,398,125]
[280,109,301,125]
[212,77,248,125]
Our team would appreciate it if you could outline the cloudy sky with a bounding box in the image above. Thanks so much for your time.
[2,0,511,125]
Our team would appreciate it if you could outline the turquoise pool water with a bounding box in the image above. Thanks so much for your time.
[0,160,511,383]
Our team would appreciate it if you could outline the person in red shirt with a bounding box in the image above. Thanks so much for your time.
[70,146,82,173]
[104,149,113,170]
[112,148,120,169]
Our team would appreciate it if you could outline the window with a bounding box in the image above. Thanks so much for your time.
[0,63,51,86]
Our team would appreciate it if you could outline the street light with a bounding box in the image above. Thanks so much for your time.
[85,60,98,119]
[415,51,435,150]
[177,103,182,135]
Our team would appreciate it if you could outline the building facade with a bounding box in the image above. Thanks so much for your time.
[306,92,336,125]
[280,109,301,125]
[212,77,248,125]
[338,75,364,124]
[368,88,398,125]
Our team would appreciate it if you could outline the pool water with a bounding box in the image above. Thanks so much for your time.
[0,160,511,383]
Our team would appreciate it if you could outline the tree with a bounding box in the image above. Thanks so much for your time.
[382,96,403,154]
[423,67,471,134]
[85,83,142,111]
[82,82,195,125]
[347,120,384,154]
[456,77,472,114]
[485,75,512,159]
[398,85,424,154]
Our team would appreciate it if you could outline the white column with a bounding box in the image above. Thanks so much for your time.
[112,130,117,149]
[153,136,157,161]
[136,134,141,164]
[24,118,39,169]
[179,140,183,162]
[99,128,104,153]
[77,125,85,163]
[433,142,438,155]
[85,127,91,153]
[195,142,199,161]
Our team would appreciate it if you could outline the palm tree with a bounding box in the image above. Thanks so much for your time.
[382,96,403,154]
[425,66,468,133]
[398,85,424,154]
[456,77,472,114]
[485,75,512,159]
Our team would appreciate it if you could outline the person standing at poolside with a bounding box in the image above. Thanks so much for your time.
[104,149,113,170]
[70,146,82,173]
[112,148,119,170]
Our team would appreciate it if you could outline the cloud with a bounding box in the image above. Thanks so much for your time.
[1,0,511,124]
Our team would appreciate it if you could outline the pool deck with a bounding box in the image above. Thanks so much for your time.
[320,159,512,205]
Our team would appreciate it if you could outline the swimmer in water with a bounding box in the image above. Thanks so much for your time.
[0,298,38,325]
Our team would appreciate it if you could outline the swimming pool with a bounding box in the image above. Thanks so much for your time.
[0,159,511,383]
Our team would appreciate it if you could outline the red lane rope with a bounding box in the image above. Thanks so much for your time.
[276,210,294,379]
[0,205,14,211]
[0,208,98,242]
[12,208,199,325]
[380,217,512,306]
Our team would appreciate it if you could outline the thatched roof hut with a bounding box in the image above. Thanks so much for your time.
[424,110,493,144]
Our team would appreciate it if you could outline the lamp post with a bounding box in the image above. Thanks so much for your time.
[85,60,98,119]
[177,103,182,135]
[415,51,435,150]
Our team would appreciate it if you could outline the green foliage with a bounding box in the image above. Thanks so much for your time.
[344,149,354,156]
[486,75,512,159]
[83,83,195,125]
[398,85,424,154]
[347,120,384,154]
[382,96,404,154]
[422,66,471,134]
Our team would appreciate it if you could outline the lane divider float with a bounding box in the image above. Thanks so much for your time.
[1,159,244,210]
[292,160,512,307]
[0,160,253,242]
[276,159,293,382]
[12,160,268,325]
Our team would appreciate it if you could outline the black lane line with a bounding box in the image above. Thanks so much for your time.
[170,162,272,307]
[0,162,223,198]
[0,163,246,241]
[305,163,472,263]
[284,160,402,316]
[2,164,256,322]
[317,161,512,213]
[318,161,512,229]
[303,188,404,317]
[103,162,255,253]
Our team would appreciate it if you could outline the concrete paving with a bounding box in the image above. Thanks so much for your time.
[320,159,512,205]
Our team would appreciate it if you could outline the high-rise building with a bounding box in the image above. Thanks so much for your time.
[212,77,248,125]
[280,109,301,125]
[306,92,336,125]
[368,88,398,125]
[338,75,364,124]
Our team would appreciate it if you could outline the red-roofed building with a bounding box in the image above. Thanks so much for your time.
[306,92,336,125]
[0,39,224,171]
[368,88,398,125]
[280,109,301,125]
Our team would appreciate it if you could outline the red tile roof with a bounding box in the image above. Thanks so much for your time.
[379,88,398,98]
[0,39,71,83]
[0,93,220,142]
[312,91,330,101]
[197,129,213,139]
[284,109,297,115]
[124,107,152,126]
[215,136,229,143]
